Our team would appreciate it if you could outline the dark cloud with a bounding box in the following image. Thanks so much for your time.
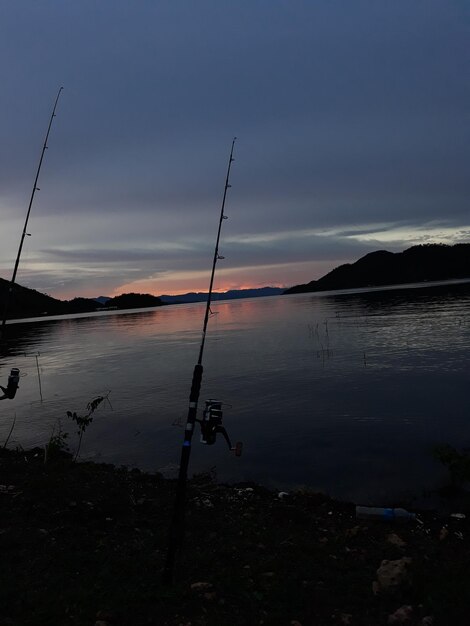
[0,1,468,297]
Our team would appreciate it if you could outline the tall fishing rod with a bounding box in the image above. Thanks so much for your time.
[0,87,63,344]
[163,137,237,584]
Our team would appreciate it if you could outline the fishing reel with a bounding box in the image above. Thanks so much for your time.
[0,368,20,400]
[197,399,242,456]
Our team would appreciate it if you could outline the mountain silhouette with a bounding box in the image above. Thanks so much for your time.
[284,244,470,294]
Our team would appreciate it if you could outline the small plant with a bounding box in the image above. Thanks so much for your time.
[45,420,69,463]
[433,444,470,487]
[67,392,112,461]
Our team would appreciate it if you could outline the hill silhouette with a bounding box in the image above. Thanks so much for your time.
[0,278,163,321]
[284,243,470,294]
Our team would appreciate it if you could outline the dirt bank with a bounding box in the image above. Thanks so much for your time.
[0,448,469,626]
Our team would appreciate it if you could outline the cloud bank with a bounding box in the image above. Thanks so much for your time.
[0,1,468,298]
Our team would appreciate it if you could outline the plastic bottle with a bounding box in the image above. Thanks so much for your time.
[355,505,416,521]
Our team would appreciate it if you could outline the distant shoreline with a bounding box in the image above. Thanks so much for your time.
[6,277,470,325]
[283,277,470,298]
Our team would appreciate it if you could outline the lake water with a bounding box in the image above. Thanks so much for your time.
[1,280,470,504]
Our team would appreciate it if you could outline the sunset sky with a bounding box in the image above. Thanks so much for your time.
[0,2,468,300]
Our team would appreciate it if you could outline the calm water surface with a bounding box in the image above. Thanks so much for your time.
[1,281,469,503]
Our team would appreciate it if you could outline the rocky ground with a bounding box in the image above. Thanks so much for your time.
[0,448,469,626]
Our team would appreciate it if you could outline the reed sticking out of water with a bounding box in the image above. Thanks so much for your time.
[35,353,43,402]
[308,320,332,362]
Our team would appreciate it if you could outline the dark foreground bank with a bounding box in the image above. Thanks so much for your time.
[0,449,469,626]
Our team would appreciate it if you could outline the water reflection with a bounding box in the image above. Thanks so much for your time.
[1,281,469,502]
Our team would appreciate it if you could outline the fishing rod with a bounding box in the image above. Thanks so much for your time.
[0,87,64,346]
[163,137,240,584]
